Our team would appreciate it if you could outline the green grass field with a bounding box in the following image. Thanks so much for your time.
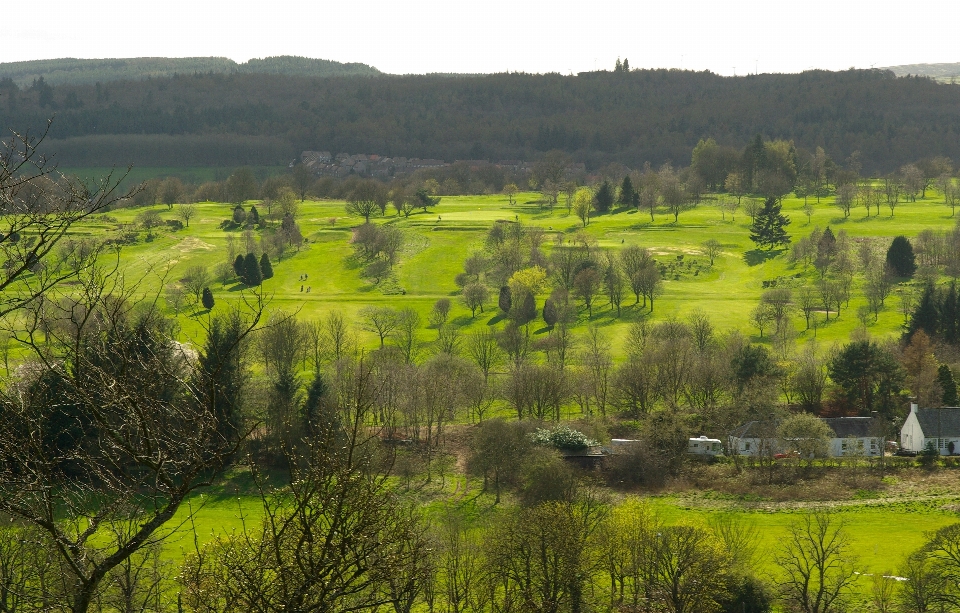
[73,187,960,596]
[92,189,956,354]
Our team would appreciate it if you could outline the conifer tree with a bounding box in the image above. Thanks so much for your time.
[201,287,215,310]
[749,197,791,250]
[886,235,917,278]
[498,285,512,314]
[248,205,260,225]
[243,252,262,286]
[909,283,939,340]
[939,364,958,406]
[259,253,274,279]
[594,180,614,213]
[233,254,245,278]
[618,175,634,206]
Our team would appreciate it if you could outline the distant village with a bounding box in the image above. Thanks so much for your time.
[298,150,585,179]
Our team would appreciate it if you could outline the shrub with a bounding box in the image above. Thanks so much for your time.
[530,425,597,451]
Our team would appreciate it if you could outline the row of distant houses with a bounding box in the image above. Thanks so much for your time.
[687,403,960,458]
[298,150,540,178]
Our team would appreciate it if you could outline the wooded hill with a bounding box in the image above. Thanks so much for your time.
[0,56,380,87]
[3,68,960,171]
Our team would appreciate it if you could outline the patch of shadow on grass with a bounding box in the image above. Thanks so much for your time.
[451,315,474,326]
[829,217,850,225]
[487,314,506,326]
[226,283,249,292]
[532,325,551,335]
[743,249,784,266]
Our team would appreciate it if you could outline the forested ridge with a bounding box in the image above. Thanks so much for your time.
[2,67,960,172]
[0,55,380,87]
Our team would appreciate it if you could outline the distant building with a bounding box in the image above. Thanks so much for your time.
[730,416,882,458]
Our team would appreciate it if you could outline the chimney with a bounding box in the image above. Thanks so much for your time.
[910,402,919,415]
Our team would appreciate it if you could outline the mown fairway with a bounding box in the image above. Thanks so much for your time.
[85,189,956,354]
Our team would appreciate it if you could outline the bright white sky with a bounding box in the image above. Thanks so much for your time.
[5,1,959,76]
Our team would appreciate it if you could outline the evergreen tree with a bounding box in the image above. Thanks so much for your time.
[233,254,245,278]
[543,298,558,327]
[198,311,246,441]
[618,175,634,206]
[232,205,245,224]
[302,371,341,440]
[201,287,215,310]
[939,364,959,406]
[243,252,263,286]
[748,197,791,250]
[259,253,274,279]
[942,282,959,345]
[886,235,917,278]
[498,285,512,314]
[595,180,615,213]
[513,290,536,325]
[909,283,939,340]
[248,205,260,225]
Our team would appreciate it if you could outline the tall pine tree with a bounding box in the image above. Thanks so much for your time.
[259,253,274,280]
[749,197,791,250]
[618,175,634,206]
[243,252,263,286]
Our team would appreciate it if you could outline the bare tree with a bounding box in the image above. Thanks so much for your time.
[468,328,503,384]
[0,260,261,613]
[0,121,133,318]
[776,512,859,613]
[360,306,400,349]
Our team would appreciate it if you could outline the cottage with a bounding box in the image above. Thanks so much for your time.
[730,417,882,458]
[728,420,780,457]
[900,403,960,454]
[821,417,882,457]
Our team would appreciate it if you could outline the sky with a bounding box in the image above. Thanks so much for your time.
[5,1,959,76]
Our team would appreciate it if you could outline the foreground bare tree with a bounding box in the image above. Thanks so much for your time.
[0,252,262,612]
[180,352,433,613]
[0,121,132,318]
[776,512,859,613]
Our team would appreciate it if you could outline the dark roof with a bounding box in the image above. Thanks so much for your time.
[915,408,960,438]
[732,417,879,439]
[729,420,778,438]
[821,417,877,438]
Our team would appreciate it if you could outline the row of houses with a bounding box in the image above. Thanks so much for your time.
[688,404,960,458]
[298,151,538,178]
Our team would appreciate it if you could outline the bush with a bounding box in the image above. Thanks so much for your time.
[530,425,597,451]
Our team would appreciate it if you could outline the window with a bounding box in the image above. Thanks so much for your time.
[744,442,751,451]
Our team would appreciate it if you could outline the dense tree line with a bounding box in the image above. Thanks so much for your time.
[3,68,960,170]
[0,56,380,87]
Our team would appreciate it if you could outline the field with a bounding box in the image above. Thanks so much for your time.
[58,185,960,603]
[166,462,960,605]
[85,188,955,355]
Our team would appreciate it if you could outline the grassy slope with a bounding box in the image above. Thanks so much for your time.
[100,189,955,354]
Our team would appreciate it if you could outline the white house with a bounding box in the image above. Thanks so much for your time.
[728,421,780,457]
[820,417,882,457]
[730,417,881,458]
[900,403,960,454]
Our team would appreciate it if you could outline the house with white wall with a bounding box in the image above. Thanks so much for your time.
[820,417,882,457]
[730,417,881,457]
[901,403,960,454]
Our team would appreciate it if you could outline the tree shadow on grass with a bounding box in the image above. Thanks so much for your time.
[486,314,505,326]
[743,249,785,266]
[450,314,474,327]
